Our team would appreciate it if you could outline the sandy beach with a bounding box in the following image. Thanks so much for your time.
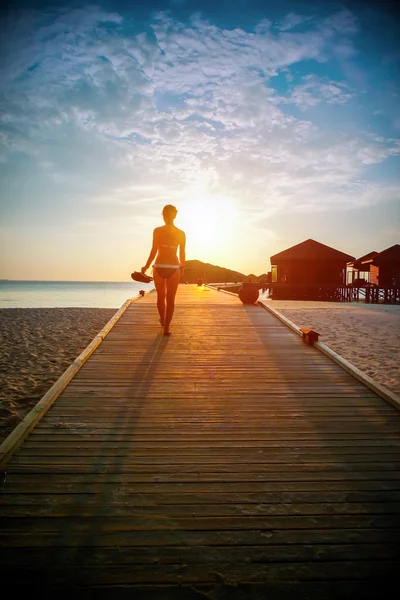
[0,308,116,443]
[1,301,399,444]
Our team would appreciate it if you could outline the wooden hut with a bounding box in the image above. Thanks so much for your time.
[368,244,400,286]
[270,239,354,285]
[347,251,378,284]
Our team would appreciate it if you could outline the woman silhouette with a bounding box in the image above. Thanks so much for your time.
[141,205,186,336]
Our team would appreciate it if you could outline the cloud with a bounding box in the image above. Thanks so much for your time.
[322,8,359,35]
[0,4,398,228]
[278,13,311,32]
[283,75,355,110]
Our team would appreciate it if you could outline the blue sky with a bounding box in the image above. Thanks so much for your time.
[0,0,399,280]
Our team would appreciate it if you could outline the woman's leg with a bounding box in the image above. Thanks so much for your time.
[164,268,181,335]
[153,269,167,326]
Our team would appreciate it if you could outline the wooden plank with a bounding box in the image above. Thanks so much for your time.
[0,581,383,600]
[2,497,400,516]
[3,480,400,494]
[26,432,400,441]
[6,461,400,475]
[29,425,400,433]
[2,486,400,501]
[3,514,400,533]
[1,543,399,566]
[21,439,400,449]
[9,446,400,457]
[1,529,400,548]
[0,560,398,585]
[9,456,400,469]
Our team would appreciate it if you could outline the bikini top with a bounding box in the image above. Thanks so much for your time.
[159,243,178,250]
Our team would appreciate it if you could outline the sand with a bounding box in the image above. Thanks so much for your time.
[0,308,116,443]
[1,302,399,445]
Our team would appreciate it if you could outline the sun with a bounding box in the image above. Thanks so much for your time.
[177,196,237,256]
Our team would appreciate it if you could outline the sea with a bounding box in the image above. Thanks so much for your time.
[0,280,155,309]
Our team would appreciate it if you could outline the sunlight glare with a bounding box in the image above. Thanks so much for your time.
[178,196,237,256]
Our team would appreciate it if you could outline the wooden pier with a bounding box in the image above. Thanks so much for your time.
[1,285,400,598]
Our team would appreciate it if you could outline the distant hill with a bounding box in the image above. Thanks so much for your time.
[183,260,247,283]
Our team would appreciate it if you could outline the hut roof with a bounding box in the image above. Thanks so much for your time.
[373,244,400,265]
[270,239,354,263]
[347,251,378,269]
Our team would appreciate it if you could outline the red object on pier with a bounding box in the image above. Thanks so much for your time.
[300,328,320,345]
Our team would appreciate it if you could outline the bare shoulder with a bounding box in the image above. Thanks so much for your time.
[176,227,186,240]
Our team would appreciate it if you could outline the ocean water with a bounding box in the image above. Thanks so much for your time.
[0,280,155,309]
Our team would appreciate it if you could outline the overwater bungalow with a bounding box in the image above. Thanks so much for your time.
[368,244,400,286]
[347,251,378,284]
[270,239,354,285]
[269,239,355,300]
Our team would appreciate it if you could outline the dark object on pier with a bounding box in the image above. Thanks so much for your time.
[139,290,145,296]
[300,327,320,345]
[238,282,259,304]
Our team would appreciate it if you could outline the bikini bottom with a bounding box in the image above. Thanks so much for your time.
[154,265,180,279]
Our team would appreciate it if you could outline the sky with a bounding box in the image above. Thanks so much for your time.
[0,0,399,280]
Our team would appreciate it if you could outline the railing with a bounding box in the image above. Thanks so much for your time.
[267,284,400,304]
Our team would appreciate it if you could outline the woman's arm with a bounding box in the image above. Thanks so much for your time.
[179,231,186,275]
[141,229,158,273]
